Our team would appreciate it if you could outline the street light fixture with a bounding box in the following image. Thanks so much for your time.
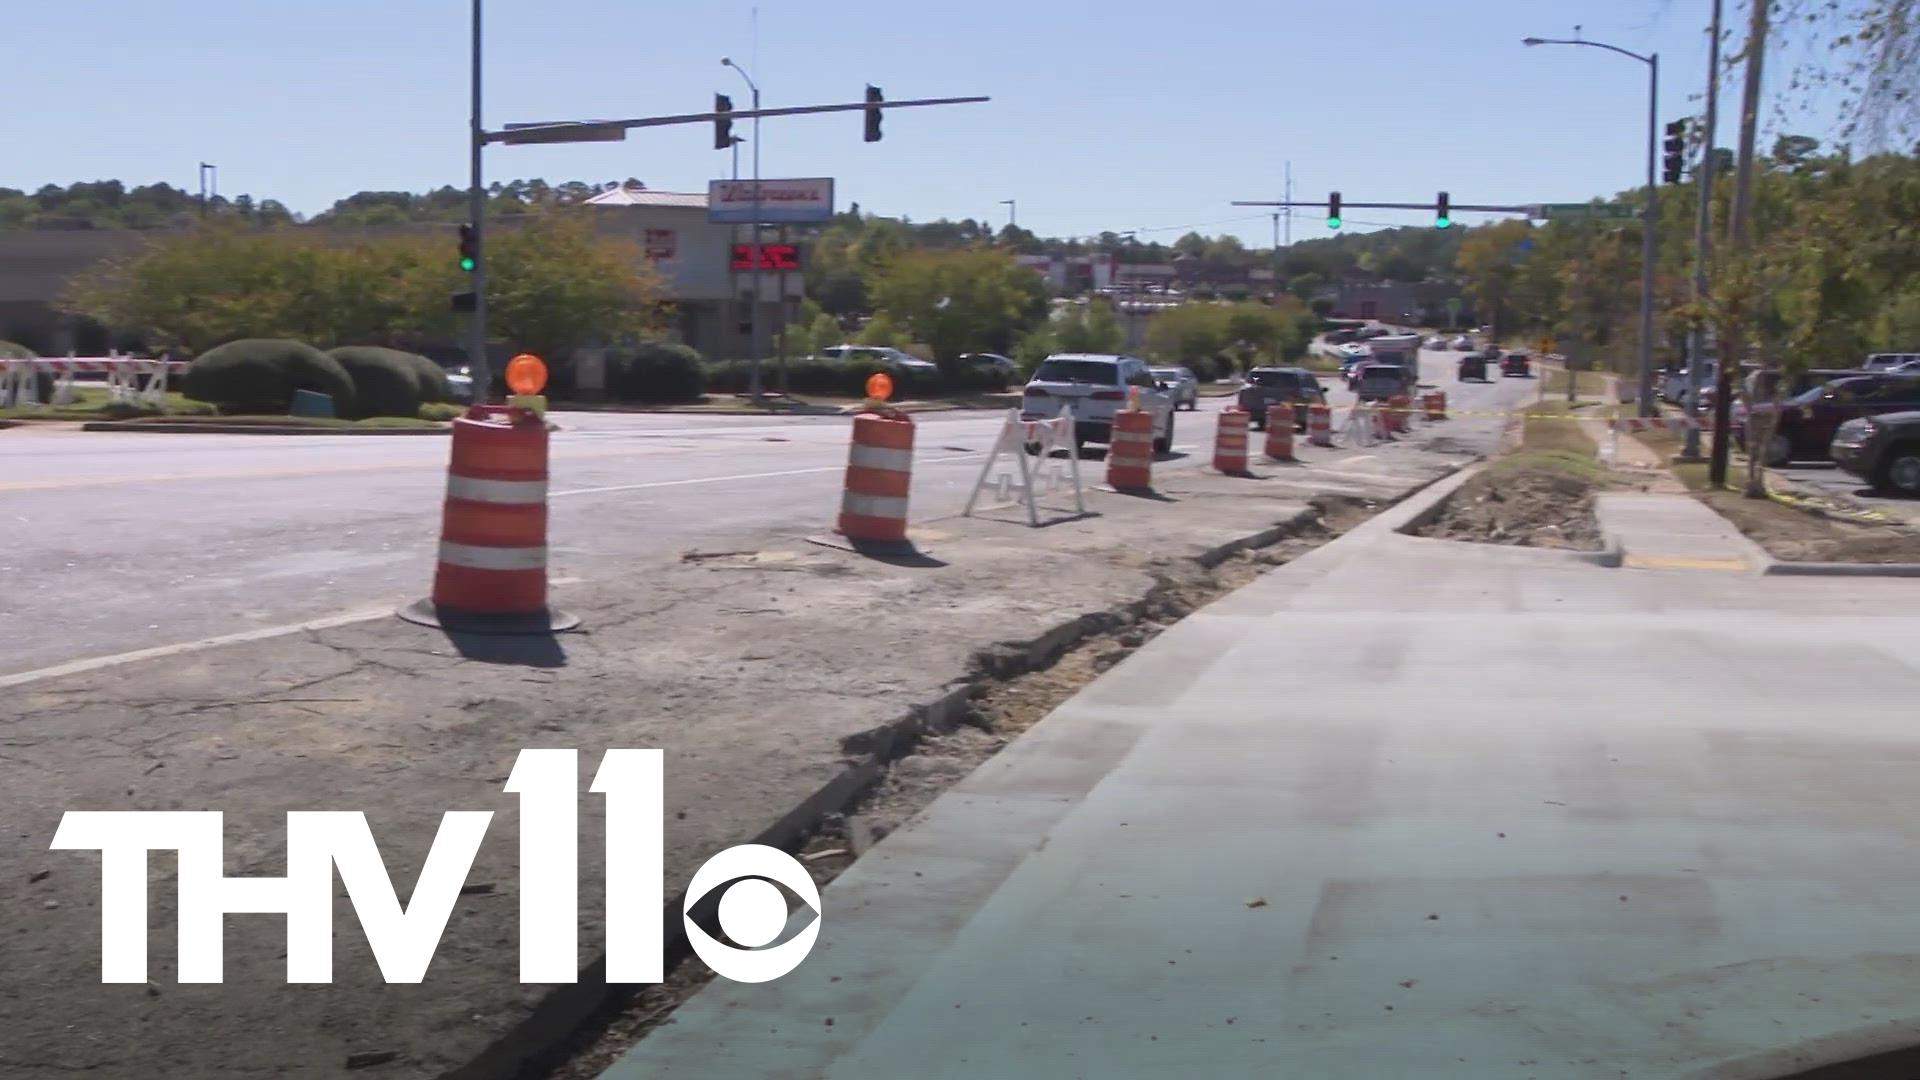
[1522,34,1661,418]
[722,56,767,400]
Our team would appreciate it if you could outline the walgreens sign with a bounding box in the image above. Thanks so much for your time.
[707,178,835,224]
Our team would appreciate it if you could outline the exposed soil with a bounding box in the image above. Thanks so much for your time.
[1412,463,1604,550]
[1696,486,1920,563]
[534,496,1376,1080]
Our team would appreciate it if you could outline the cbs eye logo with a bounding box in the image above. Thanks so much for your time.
[683,845,823,982]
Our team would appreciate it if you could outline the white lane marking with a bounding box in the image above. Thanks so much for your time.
[0,606,395,689]
[1343,455,1377,464]
[551,452,991,499]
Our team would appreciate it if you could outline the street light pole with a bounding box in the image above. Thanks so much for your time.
[468,0,490,403]
[1523,35,1661,417]
[1001,199,1016,229]
[723,57,763,399]
[1681,0,1724,460]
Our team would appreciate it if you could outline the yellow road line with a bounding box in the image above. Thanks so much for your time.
[1623,555,1751,571]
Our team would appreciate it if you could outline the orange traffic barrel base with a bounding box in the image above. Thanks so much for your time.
[397,597,581,634]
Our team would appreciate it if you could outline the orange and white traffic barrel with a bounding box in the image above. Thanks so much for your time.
[1388,394,1412,433]
[1307,403,1333,447]
[836,411,915,544]
[401,403,577,632]
[1106,410,1155,491]
[1264,405,1295,461]
[1424,391,1447,420]
[1213,408,1250,474]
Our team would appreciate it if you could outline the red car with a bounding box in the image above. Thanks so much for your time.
[1734,374,1920,465]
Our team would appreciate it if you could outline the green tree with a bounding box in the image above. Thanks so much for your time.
[1454,219,1537,338]
[1053,299,1125,354]
[865,247,1050,366]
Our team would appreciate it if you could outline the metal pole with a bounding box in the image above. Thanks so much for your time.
[1637,53,1660,418]
[1681,0,1722,460]
[468,0,490,404]
[749,82,763,400]
[1283,161,1292,248]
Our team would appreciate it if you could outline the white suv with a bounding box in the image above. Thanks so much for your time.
[1021,353,1176,453]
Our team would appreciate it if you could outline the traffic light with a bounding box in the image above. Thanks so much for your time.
[1663,119,1688,184]
[458,223,477,273]
[1327,191,1341,229]
[863,85,884,142]
[1436,191,1451,229]
[714,94,734,151]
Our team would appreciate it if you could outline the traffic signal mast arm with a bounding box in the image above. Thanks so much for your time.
[1232,199,1538,212]
[492,94,989,144]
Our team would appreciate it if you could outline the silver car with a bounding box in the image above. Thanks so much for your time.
[1149,366,1200,410]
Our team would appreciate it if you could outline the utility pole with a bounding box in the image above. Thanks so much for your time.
[1681,0,1723,461]
[1711,0,1768,487]
[723,55,764,398]
[467,0,490,404]
[1283,161,1292,248]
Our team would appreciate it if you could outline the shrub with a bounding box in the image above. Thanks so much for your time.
[406,354,454,403]
[328,346,433,418]
[0,340,34,359]
[419,401,465,421]
[184,339,353,415]
[702,357,947,398]
[606,340,707,403]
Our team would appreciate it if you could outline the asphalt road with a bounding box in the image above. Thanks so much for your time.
[0,345,1535,676]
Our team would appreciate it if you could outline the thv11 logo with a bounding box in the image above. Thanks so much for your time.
[50,749,821,985]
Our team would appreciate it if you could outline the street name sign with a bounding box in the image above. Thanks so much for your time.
[1527,202,1638,221]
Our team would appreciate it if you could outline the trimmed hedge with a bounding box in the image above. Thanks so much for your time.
[327,346,441,419]
[703,357,1004,398]
[606,341,707,403]
[185,339,354,415]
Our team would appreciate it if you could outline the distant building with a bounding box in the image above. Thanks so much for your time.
[1016,253,1116,293]
[1328,280,1473,326]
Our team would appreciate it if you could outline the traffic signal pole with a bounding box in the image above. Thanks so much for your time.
[468,0,490,403]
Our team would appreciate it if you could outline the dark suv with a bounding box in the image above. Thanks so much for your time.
[1736,375,1920,465]
[1237,367,1327,431]
[1831,411,1920,495]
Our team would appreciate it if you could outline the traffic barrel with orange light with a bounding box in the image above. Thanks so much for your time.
[400,354,576,632]
[837,410,915,544]
[1264,405,1295,461]
[1424,391,1447,420]
[1213,408,1250,474]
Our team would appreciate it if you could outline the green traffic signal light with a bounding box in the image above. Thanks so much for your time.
[460,256,476,272]
[1436,216,1451,229]
[1327,216,1341,229]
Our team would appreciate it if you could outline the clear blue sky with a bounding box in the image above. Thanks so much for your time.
[4,0,1844,246]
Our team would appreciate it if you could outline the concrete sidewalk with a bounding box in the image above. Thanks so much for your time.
[603,478,1920,1080]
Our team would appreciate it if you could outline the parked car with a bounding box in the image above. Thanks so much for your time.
[1831,411,1920,495]
[820,344,939,372]
[1450,335,1473,351]
[1863,353,1920,371]
[1661,364,1718,404]
[442,364,475,402]
[1149,366,1200,410]
[1501,351,1534,378]
[958,352,1019,377]
[1457,352,1491,382]
[1237,367,1327,431]
[1020,353,1176,453]
[1735,374,1920,465]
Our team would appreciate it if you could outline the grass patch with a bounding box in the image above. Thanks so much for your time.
[104,414,445,429]
[0,388,216,422]
[1518,399,1602,460]
[1542,367,1609,397]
